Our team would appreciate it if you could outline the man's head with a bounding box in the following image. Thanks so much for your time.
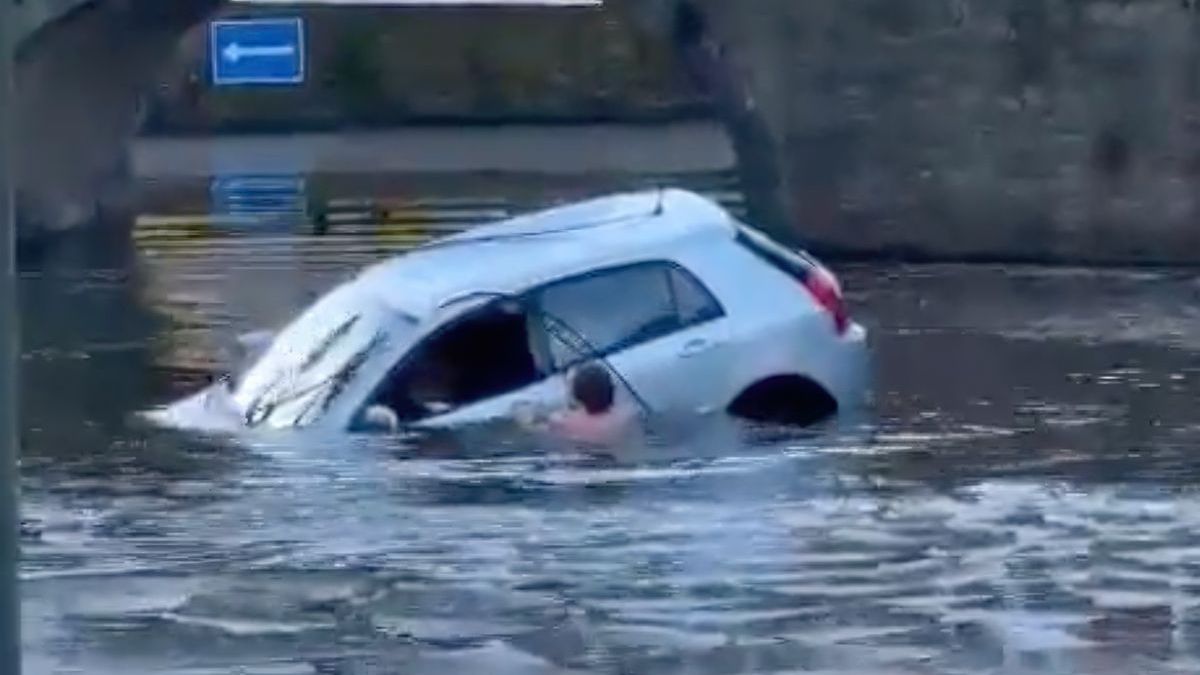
[571,363,615,415]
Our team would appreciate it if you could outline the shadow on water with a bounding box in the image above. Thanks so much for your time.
[19,223,162,450]
[18,222,246,500]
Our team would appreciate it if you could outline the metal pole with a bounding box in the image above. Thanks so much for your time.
[0,0,22,672]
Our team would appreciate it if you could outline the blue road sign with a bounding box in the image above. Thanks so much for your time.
[210,18,305,86]
[210,173,308,230]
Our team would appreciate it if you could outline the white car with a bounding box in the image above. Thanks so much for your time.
[144,188,870,434]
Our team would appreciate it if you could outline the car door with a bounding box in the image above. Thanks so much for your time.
[534,261,731,416]
[418,373,569,428]
[405,298,571,429]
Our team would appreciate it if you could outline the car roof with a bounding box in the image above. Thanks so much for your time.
[353,188,739,319]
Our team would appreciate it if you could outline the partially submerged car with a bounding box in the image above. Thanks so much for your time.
[144,189,870,434]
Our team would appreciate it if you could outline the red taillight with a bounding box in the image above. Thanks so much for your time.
[803,267,849,335]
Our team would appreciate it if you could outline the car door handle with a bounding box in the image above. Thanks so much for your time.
[679,338,715,358]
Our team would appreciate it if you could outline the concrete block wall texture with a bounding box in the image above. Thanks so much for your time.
[688,0,1200,263]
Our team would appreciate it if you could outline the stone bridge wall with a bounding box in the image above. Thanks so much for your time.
[15,0,1200,264]
[14,0,219,236]
[142,4,705,133]
[12,0,93,44]
[682,0,1200,263]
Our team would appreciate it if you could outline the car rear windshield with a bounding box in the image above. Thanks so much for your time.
[734,224,816,282]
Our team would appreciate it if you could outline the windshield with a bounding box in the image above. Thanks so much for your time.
[230,283,416,428]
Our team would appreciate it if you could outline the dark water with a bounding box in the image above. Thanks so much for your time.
[18,186,1200,674]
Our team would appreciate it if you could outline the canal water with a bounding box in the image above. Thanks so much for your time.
[17,173,1200,674]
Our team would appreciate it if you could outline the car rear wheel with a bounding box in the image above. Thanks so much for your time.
[727,375,838,427]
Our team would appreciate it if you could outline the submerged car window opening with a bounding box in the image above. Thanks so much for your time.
[362,297,547,424]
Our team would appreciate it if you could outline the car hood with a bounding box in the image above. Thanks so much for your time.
[140,382,247,434]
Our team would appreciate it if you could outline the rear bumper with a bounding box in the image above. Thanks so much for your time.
[815,321,873,414]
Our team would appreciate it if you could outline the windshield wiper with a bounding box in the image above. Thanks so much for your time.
[301,315,360,371]
[297,330,389,426]
[242,314,362,425]
[244,329,387,428]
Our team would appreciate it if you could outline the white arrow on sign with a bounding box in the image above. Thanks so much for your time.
[222,42,297,64]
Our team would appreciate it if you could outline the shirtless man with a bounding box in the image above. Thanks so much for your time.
[515,363,638,446]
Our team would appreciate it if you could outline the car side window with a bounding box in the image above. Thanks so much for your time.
[536,262,722,370]
[669,266,723,326]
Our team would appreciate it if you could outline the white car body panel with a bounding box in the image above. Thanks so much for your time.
[142,188,871,435]
[676,236,870,409]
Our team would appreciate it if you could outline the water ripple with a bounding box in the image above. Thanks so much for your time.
[22,224,1200,672]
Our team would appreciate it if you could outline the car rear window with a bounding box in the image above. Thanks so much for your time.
[735,224,814,283]
[669,265,723,326]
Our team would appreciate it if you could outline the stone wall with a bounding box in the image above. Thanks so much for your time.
[15,0,219,237]
[693,0,1200,264]
[142,4,708,133]
[19,0,1200,264]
